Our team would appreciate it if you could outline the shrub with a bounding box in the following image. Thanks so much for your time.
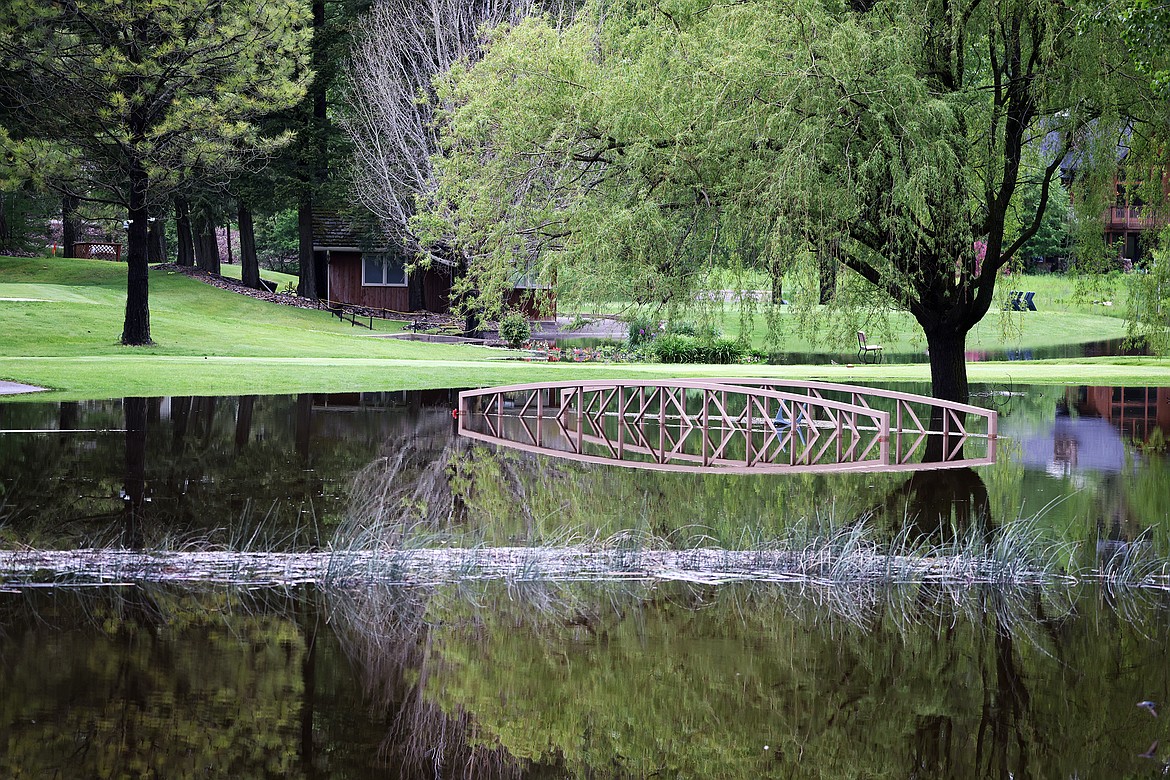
[627,315,658,347]
[498,310,532,348]
[651,334,763,364]
[706,337,741,364]
[651,333,699,363]
[666,321,721,341]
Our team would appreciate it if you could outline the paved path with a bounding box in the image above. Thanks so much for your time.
[529,316,627,340]
[0,380,46,396]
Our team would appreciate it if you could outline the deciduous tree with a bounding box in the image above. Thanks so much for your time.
[344,0,573,321]
[421,0,1150,402]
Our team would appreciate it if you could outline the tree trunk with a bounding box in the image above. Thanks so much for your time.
[297,197,318,299]
[923,326,971,461]
[770,261,783,305]
[296,0,328,302]
[121,160,153,345]
[295,393,313,463]
[235,395,256,453]
[408,268,426,311]
[194,212,220,274]
[148,212,166,263]
[171,396,192,454]
[201,396,219,446]
[299,602,319,775]
[238,204,262,289]
[878,467,990,543]
[61,194,79,258]
[175,198,195,267]
[925,327,970,404]
[818,258,837,305]
[225,219,233,265]
[58,401,78,448]
[123,396,148,549]
[204,227,220,274]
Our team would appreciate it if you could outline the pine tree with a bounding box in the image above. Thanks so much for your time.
[0,0,311,344]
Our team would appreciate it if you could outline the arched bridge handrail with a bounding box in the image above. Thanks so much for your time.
[721,379,997,422]
[461,379,890,427]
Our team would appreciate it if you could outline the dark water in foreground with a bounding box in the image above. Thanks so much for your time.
[1,583,1169,778]
[2,385,1170,777]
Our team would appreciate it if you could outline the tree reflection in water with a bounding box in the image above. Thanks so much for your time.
[3,390,1170,776]
[0,570,1168,777]
[327,576,1168,779]
[870,466,992,544]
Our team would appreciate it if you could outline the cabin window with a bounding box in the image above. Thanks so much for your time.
[511,260,546,289]
[362,254,407,286]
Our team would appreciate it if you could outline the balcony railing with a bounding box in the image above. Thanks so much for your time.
[1106,206,1162,229]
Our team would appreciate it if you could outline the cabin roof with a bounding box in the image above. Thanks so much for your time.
[311,210,385,252]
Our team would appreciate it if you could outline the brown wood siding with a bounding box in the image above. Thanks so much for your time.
[328,250,418,314]
[328,250,409,312]
[328,249,552,316]
[421,266,453,313]
[506,289,557,320]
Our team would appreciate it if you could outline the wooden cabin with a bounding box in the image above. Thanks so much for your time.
[312,211,554,319]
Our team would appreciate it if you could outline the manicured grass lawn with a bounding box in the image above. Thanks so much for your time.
[5,354,1170,402]
[568,271,1136,353]
[719,308,1130,354]
[216,262,300,291]
[0,255,1165,400]
[0,256,425,357]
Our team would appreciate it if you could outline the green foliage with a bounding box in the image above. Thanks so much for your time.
[420,0,1152,400]
[649,333,696,363]
[252,208,301,273]
[627,315,658,346]
[651,334,760,364]
[1110,0,1170,96]
[1015,182,1073,268]
[1126,228,1170,354]
[0,190,55,254]
[418,580,1170,779]
[497,310,532,348]
[0,0,312,207]
[0,590,307,778]
[665,320,720,341]
[0,0,313,342]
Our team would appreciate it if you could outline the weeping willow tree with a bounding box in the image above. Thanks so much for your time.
[417,0,1152,402]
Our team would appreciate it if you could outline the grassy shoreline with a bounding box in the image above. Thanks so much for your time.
[4,355,1170,402]
[1,255,1166,400]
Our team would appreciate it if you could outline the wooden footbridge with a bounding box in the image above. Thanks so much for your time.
[457,379,997,473]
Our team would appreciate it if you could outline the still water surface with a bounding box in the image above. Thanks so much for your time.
[1,384,1169,777]
[2,583,1170,777]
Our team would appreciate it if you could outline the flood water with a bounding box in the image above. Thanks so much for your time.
[772,337,1149,365]
[2,384,1170,778]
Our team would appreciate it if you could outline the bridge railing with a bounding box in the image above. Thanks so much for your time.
[458,379,996,473]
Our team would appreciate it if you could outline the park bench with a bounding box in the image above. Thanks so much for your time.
[1004,290,1038,311]
[857,331,883,364]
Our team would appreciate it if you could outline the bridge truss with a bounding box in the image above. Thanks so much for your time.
[458,379,997,473]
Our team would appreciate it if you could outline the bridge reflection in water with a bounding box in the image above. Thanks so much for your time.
[458,379,997,473]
